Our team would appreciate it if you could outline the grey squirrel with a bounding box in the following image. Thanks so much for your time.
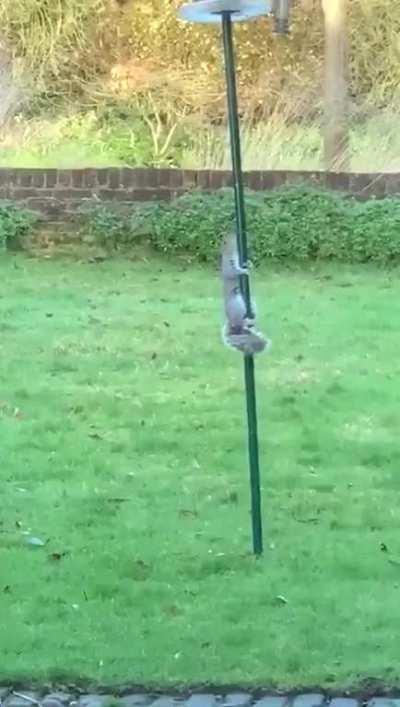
[221,232,270,356]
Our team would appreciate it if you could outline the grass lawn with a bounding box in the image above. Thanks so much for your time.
[1,253,400,689]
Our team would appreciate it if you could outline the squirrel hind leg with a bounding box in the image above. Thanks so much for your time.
[222,325,271,356]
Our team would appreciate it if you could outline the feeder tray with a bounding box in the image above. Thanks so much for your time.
[178,0,271,23]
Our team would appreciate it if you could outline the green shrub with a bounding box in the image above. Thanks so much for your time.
[143,190,237,262]
[78,186,400,265]
[346,198,400,263]
[0,201,37,251]
[141,186,351,263]
[79,204,131,252]
[79,202,152,253]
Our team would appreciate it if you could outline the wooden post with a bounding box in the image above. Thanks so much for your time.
[322,0,349,171]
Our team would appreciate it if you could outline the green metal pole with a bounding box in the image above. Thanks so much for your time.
[221,11,263,556]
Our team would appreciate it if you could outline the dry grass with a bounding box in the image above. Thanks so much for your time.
[0,0,399,119]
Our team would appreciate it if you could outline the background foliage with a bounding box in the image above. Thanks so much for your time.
[77,186,400,264]
[0,1,399,170]
[0,200,36,250]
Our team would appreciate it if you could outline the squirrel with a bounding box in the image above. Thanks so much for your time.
[221,232,270,356]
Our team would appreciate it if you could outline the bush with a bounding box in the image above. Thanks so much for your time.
[347,199,400,263]
[79,204,130,252]
[0,201,37,251]
[79,202,152,252]
[141,186,351,263]
[79,186,400,265]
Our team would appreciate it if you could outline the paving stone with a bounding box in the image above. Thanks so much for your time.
[120,697,151,707]
[186,696,220,707]
[41,699,63,707]
[5,693,42,707]
[292,695,324,707]
[329,699,359,707]
[254,698,287,707]
[222,695,252,707]
[43,695,73,707]
[78,695,115,707]
[367,700,400,707]
[150,699,183,707]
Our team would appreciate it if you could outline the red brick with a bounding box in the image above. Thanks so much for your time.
[72,170,85,188]
[97,189,132,201]
[108,168,122,189]
[1,169,18,186]
[168,169,184,189]
[17,169,33,187]
[45,169,58,188]
[133,188,169,201]
[0,169,10,186]
[260,171,287,190]
[244,171,262,190]
[32,170,45,188]
[120,168,150,188]
[28,188,60,197]
[11,188,38,199]
[384,173,400,196]
[120,168,135,188]
[96,168,110,186]
[83,169,98,188]
[156,169,173,188]
[285,170,325,188]
[349,172,385,198]
[55,188,93,199]
[209,170,232,189]
[182,170,197,188]
[196,170,211,189]
[326,171,350,191]
[57,170,73,187]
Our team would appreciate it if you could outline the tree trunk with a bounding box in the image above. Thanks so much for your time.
[322,0,349,171]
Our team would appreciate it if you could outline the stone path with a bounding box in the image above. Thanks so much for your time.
[1,690,400,707]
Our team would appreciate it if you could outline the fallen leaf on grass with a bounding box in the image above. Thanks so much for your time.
[49,551,68,561]
[179,509,198,518]
[275,594,289,605]
[162,604,182,617]
[25,536,46,547]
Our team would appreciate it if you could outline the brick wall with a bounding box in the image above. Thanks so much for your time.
[0,167,399,220]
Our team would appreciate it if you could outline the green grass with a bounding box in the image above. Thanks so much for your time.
[2,253,400,689]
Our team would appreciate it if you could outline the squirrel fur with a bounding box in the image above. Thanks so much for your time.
[221,232,270,356]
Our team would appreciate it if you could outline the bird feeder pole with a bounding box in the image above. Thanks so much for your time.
[178,0,290,556]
